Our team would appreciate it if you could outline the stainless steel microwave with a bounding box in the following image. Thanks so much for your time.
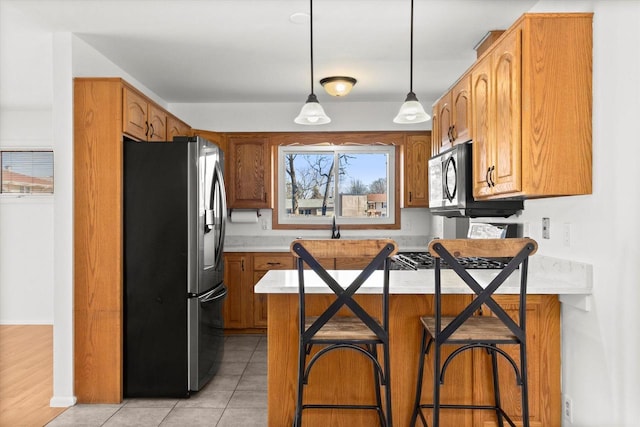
[428,143,523,218]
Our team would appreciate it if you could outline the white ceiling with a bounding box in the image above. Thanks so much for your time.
[3,0,537,105]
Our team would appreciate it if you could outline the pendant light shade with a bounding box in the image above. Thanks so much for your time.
[294,94,331,125]
[393,91,430,124]
[394,0,430,124]
[295,0,330,125]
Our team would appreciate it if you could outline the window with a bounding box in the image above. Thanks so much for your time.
[1,150,54,194]
[276,144,396,228]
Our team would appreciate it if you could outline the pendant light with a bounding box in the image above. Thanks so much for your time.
[393,0,430,124]
[294,0,330,125]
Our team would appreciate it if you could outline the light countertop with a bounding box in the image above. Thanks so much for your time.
[254,255,593,296]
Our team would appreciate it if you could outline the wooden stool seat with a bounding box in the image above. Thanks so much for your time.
[420,316,519,343]
[306,316,381,341]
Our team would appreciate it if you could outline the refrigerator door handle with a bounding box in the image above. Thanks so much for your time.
[212,160,227,268]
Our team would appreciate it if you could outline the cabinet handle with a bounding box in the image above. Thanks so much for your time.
[149,123,155,138]
[409,191,412,202]
[486,167,491,188]
[241,259,245,272]
[489,165,496,187]
[145,121,149,136]
[451,125,457,141]
[447,126,453,143]
[266,262,281,266]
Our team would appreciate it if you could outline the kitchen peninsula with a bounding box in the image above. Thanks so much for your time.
[255,256,591,426]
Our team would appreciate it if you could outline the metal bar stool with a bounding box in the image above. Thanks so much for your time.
[410,238,538,427]
[290,239,398,427]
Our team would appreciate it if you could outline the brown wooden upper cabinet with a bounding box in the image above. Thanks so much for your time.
[123,87,167,142]
[226,134,272,209]
[167,115,192,141]
[469,13,592,199]
[432,74,472,156]
[404,133,431,207]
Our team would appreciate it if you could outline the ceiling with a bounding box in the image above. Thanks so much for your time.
[4,0,537,106]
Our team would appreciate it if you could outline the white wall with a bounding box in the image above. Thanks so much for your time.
[2,0,639,424]
[0,0,55,324]
[523,2,640,425]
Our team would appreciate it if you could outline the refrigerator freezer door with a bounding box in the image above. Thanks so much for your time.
[188,284,226,391]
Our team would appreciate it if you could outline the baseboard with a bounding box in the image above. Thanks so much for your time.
[50,396,77,407]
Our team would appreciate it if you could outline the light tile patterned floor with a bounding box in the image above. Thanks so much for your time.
[47,335,267,427]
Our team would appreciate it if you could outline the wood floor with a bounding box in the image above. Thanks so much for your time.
[0,325,67,427]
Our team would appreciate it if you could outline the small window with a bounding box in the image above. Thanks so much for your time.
[1,151,54,194]
[276,144,396,228]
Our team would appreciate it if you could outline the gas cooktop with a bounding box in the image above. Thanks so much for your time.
[391,252,512,270]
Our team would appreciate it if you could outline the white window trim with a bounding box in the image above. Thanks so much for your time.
[277,145,396,226]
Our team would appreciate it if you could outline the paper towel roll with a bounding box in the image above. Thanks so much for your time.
[230,210,259,223]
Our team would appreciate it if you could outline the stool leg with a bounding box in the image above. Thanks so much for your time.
[370,344,385,426]
[433,339,441,427]
[294,341,306,427]
[490,345,505,427]
[383,340,393,427]
[520,342,530,427]
[410,330,428,426]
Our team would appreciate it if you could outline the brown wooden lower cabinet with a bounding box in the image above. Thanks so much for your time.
[224,252,295,331]
[266,293,560,427]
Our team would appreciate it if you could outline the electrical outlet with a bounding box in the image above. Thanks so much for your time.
[563,223,571,247]
[542,217,550,239]
[563,395,573,423]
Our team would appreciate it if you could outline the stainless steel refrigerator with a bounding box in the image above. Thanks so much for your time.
[124,135,227,397]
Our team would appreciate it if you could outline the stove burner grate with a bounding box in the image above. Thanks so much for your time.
[392,252,513,270]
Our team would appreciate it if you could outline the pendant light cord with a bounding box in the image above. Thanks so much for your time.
[409,0,414,94]
[309,0,315,95]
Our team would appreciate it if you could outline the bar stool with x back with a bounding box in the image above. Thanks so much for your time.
[410,238,538,427]
[290,238,398,427]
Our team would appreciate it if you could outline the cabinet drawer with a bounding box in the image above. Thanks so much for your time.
[253,254,294,270]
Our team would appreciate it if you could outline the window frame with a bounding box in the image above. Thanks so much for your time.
[271,132,402,230]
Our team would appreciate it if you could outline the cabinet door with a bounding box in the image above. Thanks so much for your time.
[147,104,167,142]
[491,30,522,195]
[223,254,249,328]
[471,59,494,198]
[436,94,453,152]
[431,107,441,157]
[252,254,294,328]
[472,295,560,427]
[167,115,191,141]
[404,134,431,207]
[451,75,472,145]
[253,271,269,327]
[123,87,149,141]
[227,136,271,209]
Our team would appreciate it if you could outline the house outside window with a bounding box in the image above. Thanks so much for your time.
[1,150,54,195]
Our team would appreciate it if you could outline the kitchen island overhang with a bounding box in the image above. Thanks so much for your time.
[255,256,591,427]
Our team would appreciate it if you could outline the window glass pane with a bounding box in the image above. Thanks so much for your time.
[1,151,54,194]
[277,144,395,227]
[284,152,335,217]
[339,153,388,218]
